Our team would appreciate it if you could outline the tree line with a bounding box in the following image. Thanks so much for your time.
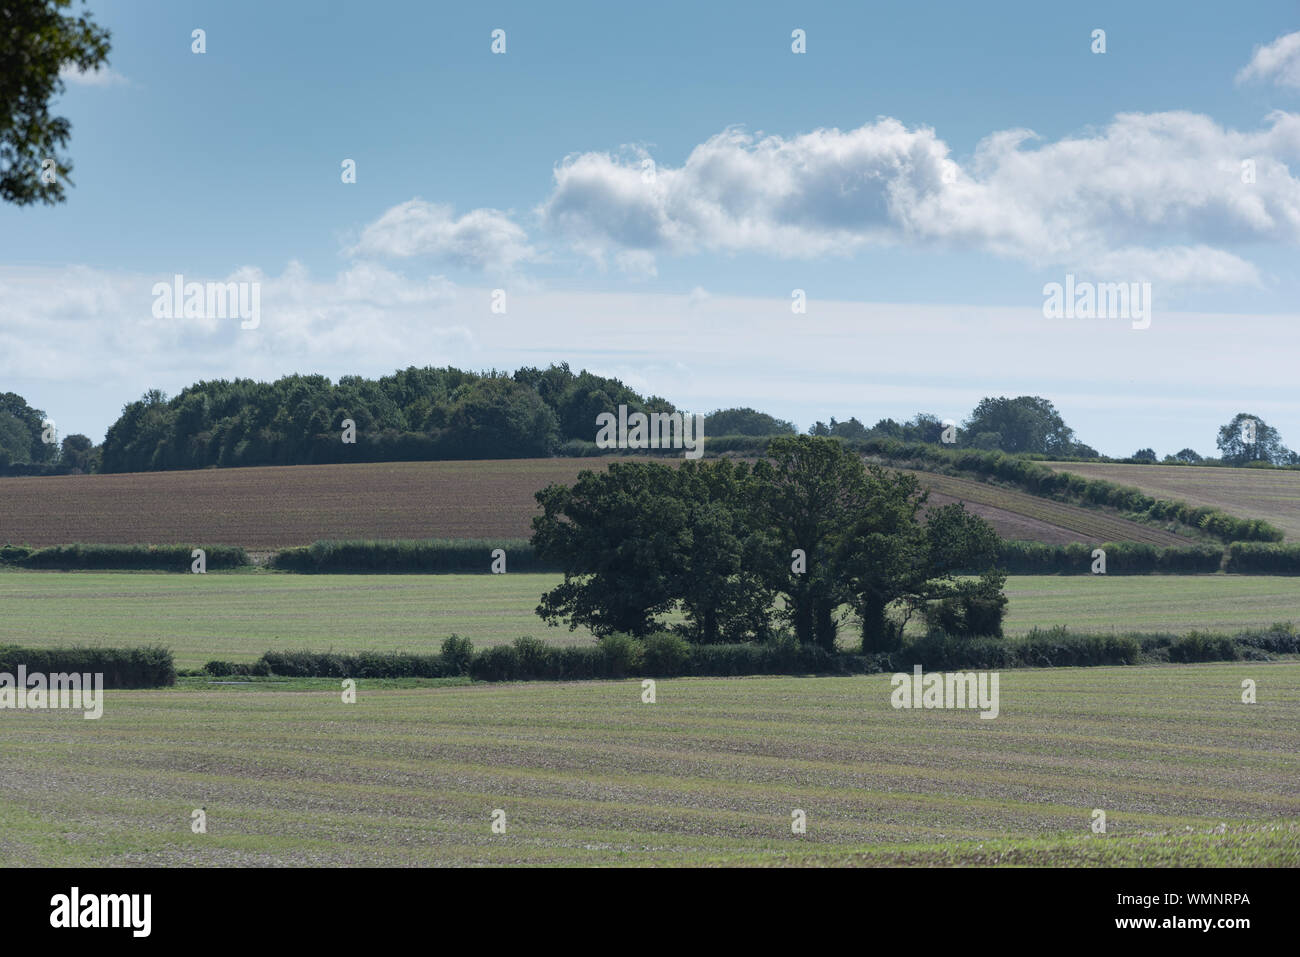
[531,436,1008,653]
[2,371,1294,475]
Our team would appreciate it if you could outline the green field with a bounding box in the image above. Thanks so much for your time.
[0,570,1297,668]
[1,663,1295,866]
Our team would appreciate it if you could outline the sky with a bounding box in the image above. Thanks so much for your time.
[2,0,1299,456]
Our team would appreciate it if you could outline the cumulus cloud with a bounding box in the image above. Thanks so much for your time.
[349,200,534,272]
[1237,31,1300,89]
[540,113,1300,284]
[0,262,466,388]
[59,64,129,87]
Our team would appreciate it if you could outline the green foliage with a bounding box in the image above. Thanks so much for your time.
[1166,632,1239,662]
[270,538,554,573]
[1216,413,1294,466]
[641,631,692,676]
[1223,542,1300,574]
[533,436,1007,655]
[0,392,57,468]
[0,644,173,687]
[13,543,247,570]
[98,364,678,472]
[960,396,1079,456]
[703,407,796,437]
[597,632,644,676]
[994,541,1224,574]
[439,635,474,675]
[0,0,111,206]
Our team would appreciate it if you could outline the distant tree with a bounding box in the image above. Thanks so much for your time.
[0,0,111,205]
[441,376,558,458]
[703,407,796,437]
[58,432,94,471]
[0,392,56,465]
[1131,448,1157,462]
[1172,448,1203,464]
[829,416,869,440]
[1216,413,1293,466]
[961,396,1078,455]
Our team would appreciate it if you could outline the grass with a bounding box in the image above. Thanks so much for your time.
[1,663,1295,866]
[1043,462,1300,541]
[1,570,1299,668]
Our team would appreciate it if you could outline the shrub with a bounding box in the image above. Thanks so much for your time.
[16,543,248,571]
[268,538,560,573]
[0,644,175,687]
[1223,542,1300,574]
[1168,632,1239,663]
[513,636,554,678]
[641,632,692,676]
[598,633,643,677]
[472,644,520,681]
[923,591,1008,637]
[440,635,474,675]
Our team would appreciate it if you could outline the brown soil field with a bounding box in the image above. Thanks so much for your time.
[0,457,1210,550]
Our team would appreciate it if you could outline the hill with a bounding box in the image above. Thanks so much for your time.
[1,458,1204,549]
[1042,463,1300,541]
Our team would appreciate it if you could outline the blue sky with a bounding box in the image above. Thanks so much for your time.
[2,0,1299,456]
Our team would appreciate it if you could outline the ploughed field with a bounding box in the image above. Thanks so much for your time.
[0,664,1295,866]
[1,458,1203,549]
[1043,462,1300,541]
[1,571,1297,669]
[901,469,1196,546]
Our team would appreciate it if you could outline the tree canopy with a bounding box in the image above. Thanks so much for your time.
[0,0,110,205]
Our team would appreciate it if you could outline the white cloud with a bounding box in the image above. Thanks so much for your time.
[59,64,129,87]
[540,113,1300,285]
[1237,31,1300,89]
[349,200,534,272]
[8,264,1300,458]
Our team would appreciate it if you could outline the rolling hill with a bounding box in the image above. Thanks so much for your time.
[1042,463,1300,541]
[1,457,1206,549]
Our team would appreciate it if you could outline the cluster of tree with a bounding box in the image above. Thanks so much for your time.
[809,396,1099,457]
[8,366,1296,475]
[531,436,1007,653]
[0,392,97,474]
[97,364,687,472]
[1126,414,1297,466]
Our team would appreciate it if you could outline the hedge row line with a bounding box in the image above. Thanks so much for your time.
[597,434,1283,542]
[0,543,248,571]
[208,634,847,680]
[203,624,1299,681]
[269,538,558,573]
[0,645,176,687]
[5,539,1299,574]
[853,439,1284,543]
[994,541,1226,574]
